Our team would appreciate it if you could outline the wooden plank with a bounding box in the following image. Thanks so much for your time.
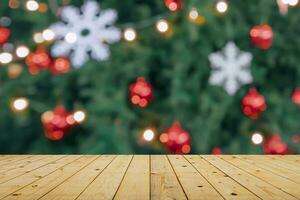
[202,155,297,200]
[0,156,46,174]
[282,155,300,162]
[185,155,260,200]
[0,155,81,199]
[4,155,98,200]
[151,155,187,200]
[114,155,150,200]
[0,155,65,184]
[0,155,18,162]
[239,156,300,184]
[76,155,132,200]
[0,156,32,167]
[39,155,115,200]
[222,155,300,199]
[273,155,300,166]
[168,155,223,200]
[252,156,300,174]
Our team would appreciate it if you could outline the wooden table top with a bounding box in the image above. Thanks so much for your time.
[0,155,299,200]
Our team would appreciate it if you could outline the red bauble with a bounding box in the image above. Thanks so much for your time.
[41,105,75,141]
[160,121,191,154]
[129,77,153,108]
[164,0,182,12]
[249,25,273,49]
[212,147,222,155]
[25,49,52,74]
[242,88,266,120]
[51,57,70,74]
[291,88,300,105]
[0,26,10,46]
[263,133,291,154]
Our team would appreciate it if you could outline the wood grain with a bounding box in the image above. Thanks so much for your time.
[0,155,299,200]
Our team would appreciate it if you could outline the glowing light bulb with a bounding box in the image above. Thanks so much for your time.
[0,52,13,64]
[189,8,199,20]
[33,32,44,43]
[12,97,29,112]
[156,19,169,33]
[16,46,30,58]
[73,110,86,123]
[41,111,54,123]
[26,0,39,11]
[123,28,136,42]
[216,1,228,13]
[143,129,155,141]
[65,32,77,43]
[42,29,55,41]
[251,132,264,145]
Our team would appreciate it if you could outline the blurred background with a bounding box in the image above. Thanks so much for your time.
[0,0,300,154]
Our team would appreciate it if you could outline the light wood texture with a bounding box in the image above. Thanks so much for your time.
[114,155,150,200]
[151,155,187,200]
[0,155,299,200]
[185,155,260,200]
[168,155,222,200]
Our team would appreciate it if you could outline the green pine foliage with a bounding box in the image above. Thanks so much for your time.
[0,0,300,154]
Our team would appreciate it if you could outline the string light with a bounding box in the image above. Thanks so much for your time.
[251,132,264,145]
[216,1,228,13]
[188,8,206,25]
[65,32,77,43]
[38,3,48,12]
[73,110,86,123]
[143,129,155,141]
[26,0,39,11]
[0,52,13,64]
[8,0,20,9]
[16,46,30,58]
[42,29,55,41]
[33,32,44,43]
[189,8,199,20]
[11,97,29,112]
[8,64,22,78]
[123,28,136,42]
[156,19,169,33]
[41,111,54,123]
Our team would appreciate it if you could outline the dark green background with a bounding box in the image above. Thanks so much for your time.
[0,0,300,154]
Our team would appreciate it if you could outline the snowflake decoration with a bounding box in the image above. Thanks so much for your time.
[49,1,121,67]
[208,41,253,95]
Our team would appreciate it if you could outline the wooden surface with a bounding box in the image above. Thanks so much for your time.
[0,155,299,199]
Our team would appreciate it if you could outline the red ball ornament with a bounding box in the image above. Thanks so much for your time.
[160,121,191,154]
[25,49,52,75]
[242,88,266,120]
[249,25,273,49]
[0,26,10,46]
[164,0,182,12]
[211,147,222,155]
[263,133,291,154]
[129,77,153,108]
[291,88,300,105]
[51,57,70,74]
[41,105,75,141]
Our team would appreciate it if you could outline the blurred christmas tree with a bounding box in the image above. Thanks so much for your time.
[1,0,300,154]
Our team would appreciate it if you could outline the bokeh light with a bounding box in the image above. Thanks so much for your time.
[143,129,155,141]
[123,28,136,42]
[251,132,264,145]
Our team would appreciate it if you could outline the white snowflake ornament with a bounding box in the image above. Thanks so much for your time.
[208,41,253,95]
[49,0,121,67]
